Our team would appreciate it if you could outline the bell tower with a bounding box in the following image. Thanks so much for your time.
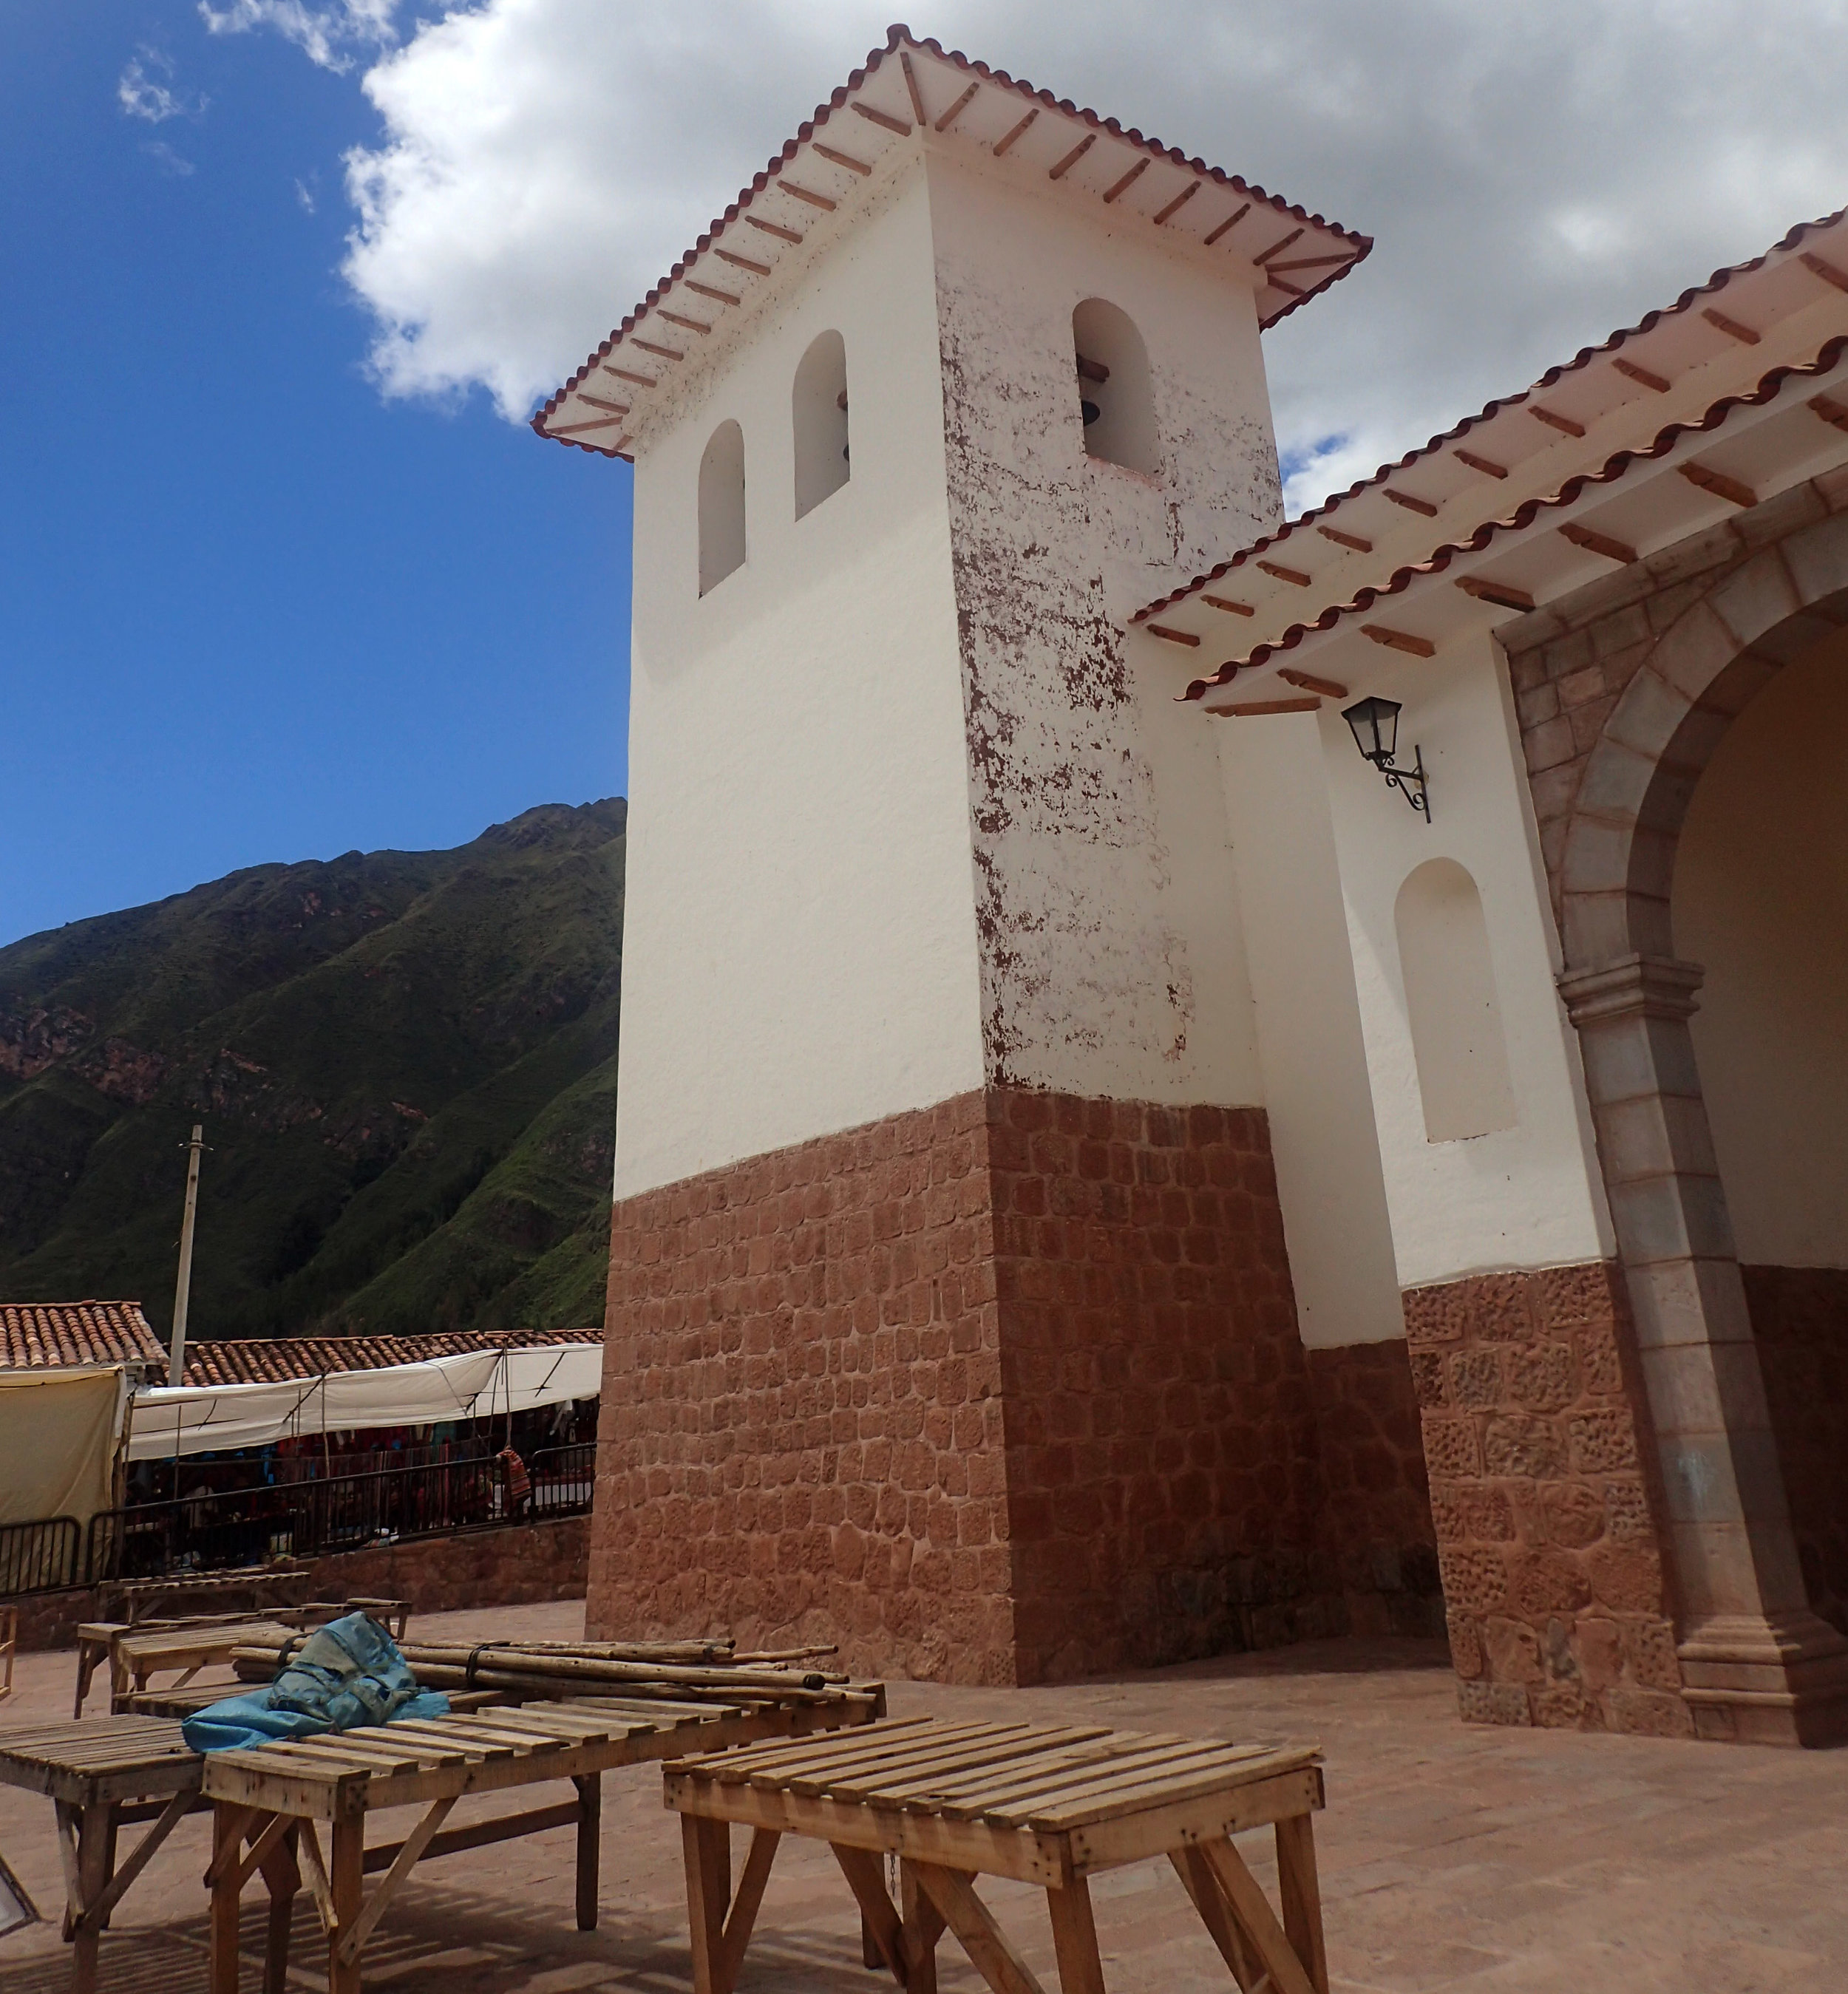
[537,28,1376,1683]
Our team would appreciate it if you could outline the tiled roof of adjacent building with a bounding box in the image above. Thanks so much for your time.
[161,1327,602,1389]
[0,1307,602,1387]
[1115,207,1848,709]
[0,1301,166,1372]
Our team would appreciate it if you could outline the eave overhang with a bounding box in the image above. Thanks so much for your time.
[531,25,1369,462]
[1126,208,1848,709]
[1185,333,1848,714]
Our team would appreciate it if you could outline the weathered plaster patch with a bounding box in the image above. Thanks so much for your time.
[930,172,1277,1095]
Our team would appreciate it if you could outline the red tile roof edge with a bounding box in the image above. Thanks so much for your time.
[532,23,1369,460]
[1141,205,1848,625]
[0,1301,165,1371]
[1181,330,1848,698]
[159,1327,604,1390]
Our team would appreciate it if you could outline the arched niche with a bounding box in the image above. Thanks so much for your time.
[1071,298,1158,475]
[1393,857,1517,1143]
[698,419,746,595]
[792,331,849,520]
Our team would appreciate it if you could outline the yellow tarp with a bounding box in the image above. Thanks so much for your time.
[0,1366,125,1529]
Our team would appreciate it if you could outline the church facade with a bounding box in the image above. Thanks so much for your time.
[537,30,1848,1745]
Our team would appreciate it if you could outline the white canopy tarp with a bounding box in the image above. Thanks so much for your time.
[126,1344,602,1461]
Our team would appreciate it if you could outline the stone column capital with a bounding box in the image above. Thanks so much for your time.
[1557,953,1704,1027]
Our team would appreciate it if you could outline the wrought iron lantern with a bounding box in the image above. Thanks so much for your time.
[1342,695,1430,820]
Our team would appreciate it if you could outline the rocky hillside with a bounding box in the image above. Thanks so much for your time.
[0,801,625,1342]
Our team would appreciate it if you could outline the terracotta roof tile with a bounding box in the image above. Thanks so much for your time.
[535,25,1367,460]
[1141,205,1848,630]
[0,1301,166,1371]
[163,1327,602,1389]
[1182,330,1848,697]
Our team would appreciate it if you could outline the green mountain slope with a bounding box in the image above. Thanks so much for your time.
[0,801,625,1340]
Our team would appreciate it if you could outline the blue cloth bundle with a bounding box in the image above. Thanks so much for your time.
[182,1610,449,1755]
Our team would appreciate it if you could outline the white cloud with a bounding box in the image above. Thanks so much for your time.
[118,48,206,123]
[255,1,1848,510]
[200,0,398,75]
[143,140,199,177]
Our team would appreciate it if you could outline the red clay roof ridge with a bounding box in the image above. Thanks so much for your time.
[534,24,1369,459]
[1141,203,1848,625]
[1181,329,1848,699]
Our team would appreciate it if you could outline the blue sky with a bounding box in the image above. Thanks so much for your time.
[6,2,1843,950]
[0,4,631,947]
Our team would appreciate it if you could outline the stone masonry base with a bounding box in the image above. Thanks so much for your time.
[1405,1262,1691,1736]
[595,1088,1441,1686]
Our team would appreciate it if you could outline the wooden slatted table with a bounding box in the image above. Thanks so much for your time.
[0,1715,209,1994]
[104,1618,303,1715]
[76,1599,414,1718]
[665,1715,1329,1994]
[200,1687,883,1994]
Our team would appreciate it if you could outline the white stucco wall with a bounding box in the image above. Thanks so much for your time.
[615,163,985,1199]
[1320,630,1616,1288]
[1674,623,1848,1268]
[1215,709,1407,1347]
[927,149,1280,1102]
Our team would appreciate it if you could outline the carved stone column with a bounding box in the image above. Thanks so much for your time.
[1560,953,1848,1743]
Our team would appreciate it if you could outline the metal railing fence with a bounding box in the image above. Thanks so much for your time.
[1,1444,595,1597]
[0,1516,82,1594]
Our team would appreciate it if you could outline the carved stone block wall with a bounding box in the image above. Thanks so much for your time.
[1405,1262,1692,1735]
[594,1087,1368,1685]
[1304,1341,1444,1637]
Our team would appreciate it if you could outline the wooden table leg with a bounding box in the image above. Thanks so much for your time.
[258,1824,300,1994]
[72,1643,97,1721]
[573,1773,601,1932]
[208,1803,244,1994]
[682,1815,730,1994]
[1197,1840,1317,1994]
[99,1811,119,1932]
[1275,1815,1329,1994]
[1171,1845,1257,1991]
[71,1805,111,1994]
[717,1827,781,1993]
[911,1862,1050,1994]
[901,1859,945,1994]
[1047,1876,1107,1994]
[327,1816,364,1994]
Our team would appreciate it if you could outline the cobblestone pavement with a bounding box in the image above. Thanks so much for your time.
[1,1599,1843,1991]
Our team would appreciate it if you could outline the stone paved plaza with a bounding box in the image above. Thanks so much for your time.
[1,1602,1844,1992]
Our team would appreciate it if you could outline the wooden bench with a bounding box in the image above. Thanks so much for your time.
[0,1715,208,1994]
[103,1619,305,1715]
[200,1687,883,1993]
[75,1599,413,1717]
[665,1715,1329,1994]
[95,1565,313,1628]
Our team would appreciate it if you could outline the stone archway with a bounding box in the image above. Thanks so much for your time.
[1507,477,1848,1743]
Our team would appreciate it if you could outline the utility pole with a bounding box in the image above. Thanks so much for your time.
[170,1124,205,1492]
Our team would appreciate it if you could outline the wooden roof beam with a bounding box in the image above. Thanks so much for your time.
[933,81,979,132]
[1560,520,1637,565]
[1454,576,1535,613]
[1211,697,1322,717]
[1361,624,1436,659]
[1679,462,1757,509]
